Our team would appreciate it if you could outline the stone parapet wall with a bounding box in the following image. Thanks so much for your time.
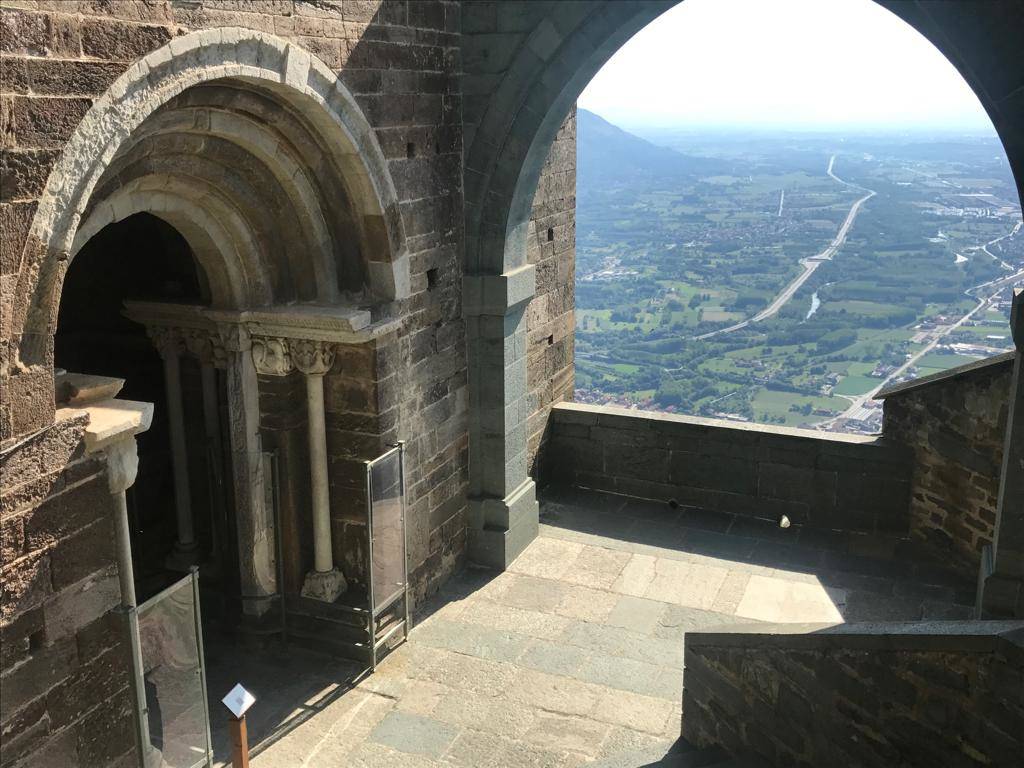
[544,402,913,535]
[526,107,576,473]
[880,354,1012,579]
[683,620,1024,767]
[0,415,135,768]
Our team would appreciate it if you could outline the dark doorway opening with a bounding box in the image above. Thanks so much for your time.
[55,213,235,605]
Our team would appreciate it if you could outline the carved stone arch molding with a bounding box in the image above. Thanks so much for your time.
[11,28,410,382]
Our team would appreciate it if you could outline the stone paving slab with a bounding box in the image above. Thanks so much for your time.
[245,488,968,767]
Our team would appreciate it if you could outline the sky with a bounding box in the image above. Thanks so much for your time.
[578,0,995,132]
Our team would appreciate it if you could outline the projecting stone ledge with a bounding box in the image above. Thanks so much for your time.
[874,350,1014,400]
[57,398,154,453]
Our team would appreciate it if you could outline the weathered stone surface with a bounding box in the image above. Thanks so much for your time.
[881,356,1012,577]
[526,109,576,473]
[79,18,173,60]
[683,621,1024,768]
[26,58,125,95]
[0,148,59,202]
[4,95,92,149]
[0,3,1021,766]
[544,403,912,536]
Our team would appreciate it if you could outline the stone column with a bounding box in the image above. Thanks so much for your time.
[981,287,1024,618]
[291,340,348,602]
[150,327,199,570]
[106,439,141,607]
[81,398,156,767]
[219,325,277,616]
[464,265,540,570]
[186,331,227,565]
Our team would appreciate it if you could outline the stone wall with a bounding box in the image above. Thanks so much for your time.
[2,2,468,764]
[0,415,135,768]
[544,402,913,536]
[526,108,576,474]
[880,354,1013,579]
[683,620,1024,767]
[1,0,467,591]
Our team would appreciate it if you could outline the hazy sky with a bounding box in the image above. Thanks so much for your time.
[578,0,994,131]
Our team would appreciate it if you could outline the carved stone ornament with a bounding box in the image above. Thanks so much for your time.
[217,323,250,353]
[251,337,293,376]
[147,325,183,359]
[291,339,336,376]
[184,329,227,368]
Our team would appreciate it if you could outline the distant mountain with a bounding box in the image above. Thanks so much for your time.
[576,108,732,183]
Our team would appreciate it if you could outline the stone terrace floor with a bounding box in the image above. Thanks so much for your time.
[225,487,973,768]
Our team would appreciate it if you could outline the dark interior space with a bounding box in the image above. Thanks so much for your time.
[54,213,230,604]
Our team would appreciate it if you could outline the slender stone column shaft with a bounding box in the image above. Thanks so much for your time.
[161,346,196,551]
[305,372,334,573]
[200,362,222,554]
[200,363,220,447]
[101,436,154,764]
[290,338,347,603]
[106,439,141,606]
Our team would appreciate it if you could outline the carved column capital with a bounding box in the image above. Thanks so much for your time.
[184,329,227,369]
[291,339,336,376]
[148,325,183,359]
[104,437,140,495]
[217,323,251,353]
[251,336,293,376]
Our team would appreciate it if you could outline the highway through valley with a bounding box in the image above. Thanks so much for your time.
[696,155,875,340]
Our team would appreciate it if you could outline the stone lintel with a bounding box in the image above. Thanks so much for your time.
[124,300,398,345]
[463,264,537,317]
[468,478,539,570]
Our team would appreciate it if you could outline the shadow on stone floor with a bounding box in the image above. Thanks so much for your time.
[537,484,976,620]
[202,634,364,767]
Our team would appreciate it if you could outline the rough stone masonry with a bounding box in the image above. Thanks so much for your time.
[0,3,576,766]
[3,2,1024,768]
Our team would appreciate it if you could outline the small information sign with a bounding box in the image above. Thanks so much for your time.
[221,683,256,719]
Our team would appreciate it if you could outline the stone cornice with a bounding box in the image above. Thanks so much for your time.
[124,301,399,376]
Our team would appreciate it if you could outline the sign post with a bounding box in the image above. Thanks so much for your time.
[221,683,256,768]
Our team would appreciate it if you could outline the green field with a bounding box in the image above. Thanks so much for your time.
[834,375,879,396]
[575,123,1021,431]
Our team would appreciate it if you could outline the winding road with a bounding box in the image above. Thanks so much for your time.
[696,155,875,340]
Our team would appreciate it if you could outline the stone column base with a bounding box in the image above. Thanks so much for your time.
[468,479,540,571]
[165,542,200,572]
[301,568,348,603]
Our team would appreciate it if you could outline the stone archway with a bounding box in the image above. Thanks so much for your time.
[459,0,1024,568]
[11,27,415,621]
[10,28,409,398]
